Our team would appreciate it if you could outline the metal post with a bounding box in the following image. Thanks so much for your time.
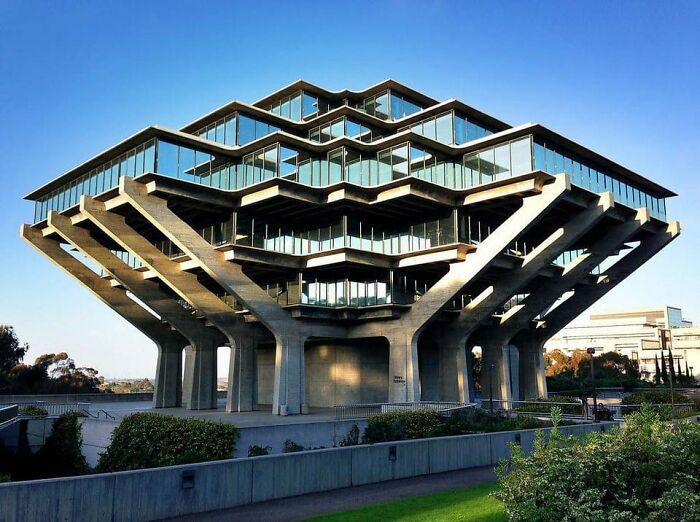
[668,350,675,415]
[587,348,597,422]
[489,363,495,413]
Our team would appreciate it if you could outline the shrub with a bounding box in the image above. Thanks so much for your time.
[248,445,271,457]
[0,473,9,483]
[283,440,305,453]
[362,410,442,443]
[18,406,48,416]
[96,413,237,472]
[33,411,89,477]
[621,389,690,405]
[339,424,360,446]
[495,405,700,521]
[515,396,582,416]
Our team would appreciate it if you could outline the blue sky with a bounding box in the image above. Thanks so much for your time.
[0,1,698,378]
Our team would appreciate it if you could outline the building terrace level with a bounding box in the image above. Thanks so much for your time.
[22,80,679,415]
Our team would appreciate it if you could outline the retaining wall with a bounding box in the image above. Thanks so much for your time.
[0,421,617,522]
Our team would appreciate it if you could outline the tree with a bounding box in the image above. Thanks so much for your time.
[661,351,668,384]
[654,354,661,385]
[686,360,691,378]
[668,349,676,383]
[0,325,27,373]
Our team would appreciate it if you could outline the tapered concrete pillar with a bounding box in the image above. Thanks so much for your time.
[480,341,513,409]
[387,333,421,402]
[227,337,257,412]
[518,340,547,400]
[272,336,307,415]
[181,346,194,408]
[438,339,472,403]
[183,339,218,410]
[154,338,186,408]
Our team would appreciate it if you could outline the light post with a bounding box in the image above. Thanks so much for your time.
[587,347,597,422]
[489,363,495,413]
[660,328,674,414]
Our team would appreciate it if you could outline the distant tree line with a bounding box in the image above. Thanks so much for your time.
[0,325,101,394]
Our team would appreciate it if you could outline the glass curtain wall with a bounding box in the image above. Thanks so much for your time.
[34,139,156,222]
[309,117,374,143]
[194,113,279,146]
[357,90,422,120]
[267,90,320,121]
[532,141,666,220]
[402,110,493,145]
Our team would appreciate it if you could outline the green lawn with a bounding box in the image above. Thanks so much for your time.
[306,482,507,522]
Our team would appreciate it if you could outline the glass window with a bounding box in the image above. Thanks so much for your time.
[423,118,436,141]
[510,138,532,175]
[156,140,179,177]
[330,118,344,139]
[375,92,390,120]
[493,144,511,181]
[533,143,546,171]
[436,113,453,144]
[478,147,495,183]
[454,115,467,145]
[224,115,236,146]
[303,92,318,118]
[378,149,392,184]
[392,145,409,179]
[179,146,195,181]
[238,115,255,145]
[280,146,298,180]
[329,148,343,184]
[290,94,302,121]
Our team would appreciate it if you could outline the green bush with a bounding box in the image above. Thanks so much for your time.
[96,413,237,472]
[515,396,582,415]
[247,444,271,457]
[0,473,10,483]
[621,389,690,405]
[495,405,700,521]
[18,406,48,416]
[34,412,89,478]
[362,410,442,443]
[339,424,360,446]
[283,440,305,453]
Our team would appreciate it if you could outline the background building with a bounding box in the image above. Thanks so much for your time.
[22,80,679,414]
[546,306,699,380]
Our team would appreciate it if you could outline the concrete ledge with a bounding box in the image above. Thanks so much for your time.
[0,421,618,522]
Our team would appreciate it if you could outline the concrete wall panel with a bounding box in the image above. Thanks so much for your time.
[428,433,491,473]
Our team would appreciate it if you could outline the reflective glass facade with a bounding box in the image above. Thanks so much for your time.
[194,113,279,146]
[356,90,423,120]
[401,110,493,145]
[267,90,320,121]
[309,117,374,143]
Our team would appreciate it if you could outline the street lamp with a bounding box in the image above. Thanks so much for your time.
[587,347,598,421]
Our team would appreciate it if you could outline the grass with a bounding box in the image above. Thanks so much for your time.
[306,482,506,522]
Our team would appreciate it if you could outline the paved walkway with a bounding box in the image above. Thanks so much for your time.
[163,466,497,522]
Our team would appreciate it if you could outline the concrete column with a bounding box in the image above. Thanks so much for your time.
[518,340,547,400]
[438,338,472,403]
[181,346,194,408]
[227,337,257,412]
[183,339,218,410]
[387,333,420,403]
[272,335,307,415]
[507,345,520,402]
[480,341,513,409]
[153,337,185,408]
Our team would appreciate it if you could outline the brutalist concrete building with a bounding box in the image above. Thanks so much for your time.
[22,80,679,414]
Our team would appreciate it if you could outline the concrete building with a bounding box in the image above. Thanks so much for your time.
[21,80,679,414]
[546,306,699,380]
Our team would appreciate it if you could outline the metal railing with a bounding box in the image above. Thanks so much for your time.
[0,401,91,417]
[335,401,473,420]
[81,409,116,420]
[481,399,696,421]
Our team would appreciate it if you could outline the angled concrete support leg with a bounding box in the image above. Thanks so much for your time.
[438,338,471,403]
[154,337,186,408]
[480,341,513,409]
[387,333,420,402]
[272,336,307,415]
[227,336,257,412]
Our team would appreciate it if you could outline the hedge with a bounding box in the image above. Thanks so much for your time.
[514,396,582,415]
[18,406,48,416]
[96,413,237,472]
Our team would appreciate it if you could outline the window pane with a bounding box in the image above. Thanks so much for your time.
[436,113,453,144]
[378,149,392,183]
[156,140,179,177]
[392,145,409,180]
[493,144,511,180]
[510,138,532,175]
[238,115,255,145]
[290,94,301,121]
[478,147,495,183]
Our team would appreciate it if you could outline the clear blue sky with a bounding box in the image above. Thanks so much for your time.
[0,1,698,378]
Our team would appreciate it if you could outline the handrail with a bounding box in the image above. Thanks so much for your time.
[334,401,472,420]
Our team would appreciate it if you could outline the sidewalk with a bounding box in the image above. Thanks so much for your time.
[163,466,497,521]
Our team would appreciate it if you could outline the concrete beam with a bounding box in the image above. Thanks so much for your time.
[491,207,650,345]
[21,224,190,408]
[535,220,681,343]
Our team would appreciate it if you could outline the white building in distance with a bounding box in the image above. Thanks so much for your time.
[545,306,699,381]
